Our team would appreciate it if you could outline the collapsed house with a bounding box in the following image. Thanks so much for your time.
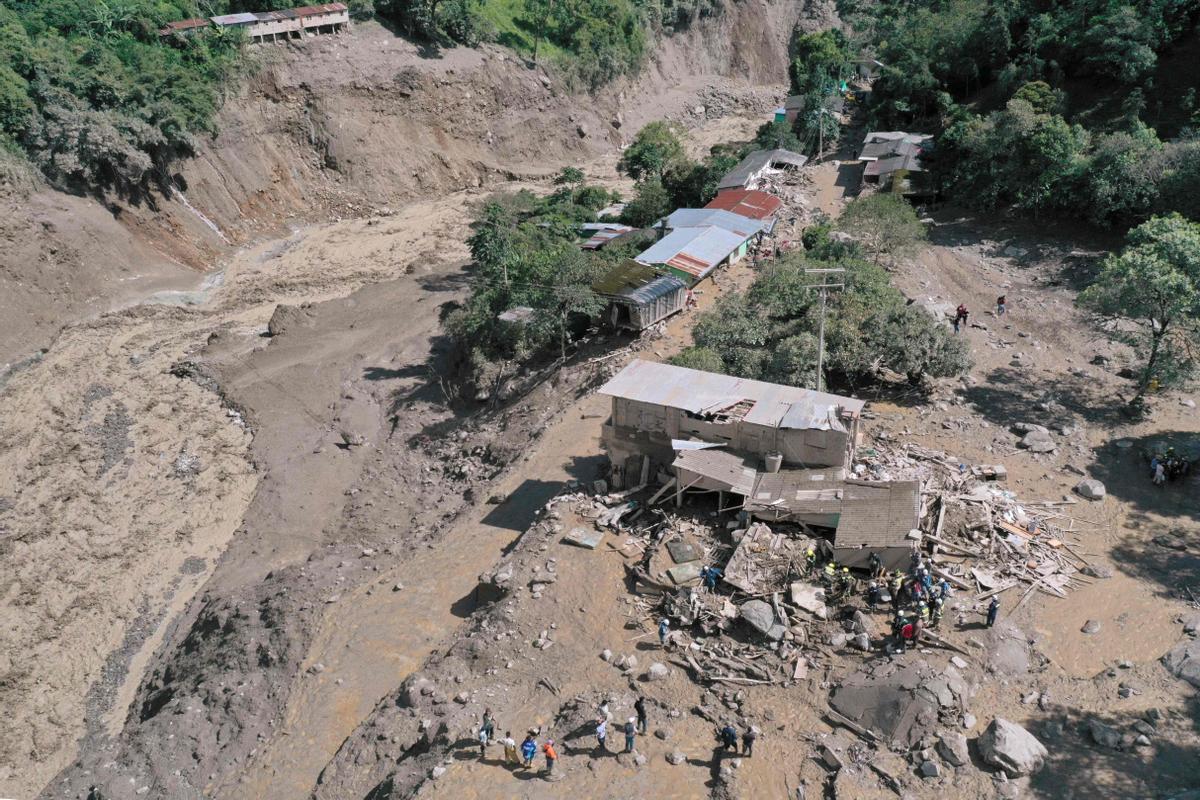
[703,189,783,226]
[718,148,809,192]
[597,360,919,569]
[161,2,350,41]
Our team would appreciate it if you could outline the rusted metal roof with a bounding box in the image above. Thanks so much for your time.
[599,359,867,426]
[580,223,633,249]
[634,227,745,279]
[705,189,783,221]
[294,2,349,16]
[592,261,684,305]
[159,17,209,33]
[834,480,920,550]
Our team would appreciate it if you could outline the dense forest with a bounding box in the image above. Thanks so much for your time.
[828,0,1200,226]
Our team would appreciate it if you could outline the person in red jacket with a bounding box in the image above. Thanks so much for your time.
[542,739,558,775]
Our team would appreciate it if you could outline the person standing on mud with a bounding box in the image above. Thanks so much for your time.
[521,734,537,768]
[719,723,738,753]
[658,618,671,649]
[742,726,758,757]
[953,304,968,333]
[502,731,519,765]
[595,717,608,752]
[624,717,637,752]
[542,739,558,775]
[986,596,1000,628]
[478,709,495,757]
[996,294,1007,316]
[635,696,648,734]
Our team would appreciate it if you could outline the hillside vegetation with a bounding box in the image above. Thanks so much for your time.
[832,0,1200,226]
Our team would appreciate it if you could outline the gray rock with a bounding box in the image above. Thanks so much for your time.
[978,718,1048,777]
[920,760,941,778]
[1082,620,1101,634]
[1019,429,1056,452]
[1081,564,1113,579]
[1013,422,1048,434]
[938,732,970,767]
[645,662,671,682]
[1074,479,1106,500]
[1162,639,1200,688]
[739,599,782,639]
[851,633,871,652]
[1089,720,1123,749]
[1181,398,1196,409]
[1183,615,1200,634]
[667,750,686,765]
[962,713,977,730]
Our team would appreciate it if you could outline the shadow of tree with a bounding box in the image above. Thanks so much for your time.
[1088,431,1200,527]
[1028,700,1200,799]
[964,366,1130,428]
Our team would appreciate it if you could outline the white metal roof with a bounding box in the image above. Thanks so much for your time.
[663,208,767,239]
[600,359,866,428]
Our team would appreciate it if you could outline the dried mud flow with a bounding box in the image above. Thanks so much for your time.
[0,2,829,797]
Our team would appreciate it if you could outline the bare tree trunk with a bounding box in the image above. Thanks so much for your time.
[1131,322,1166,406]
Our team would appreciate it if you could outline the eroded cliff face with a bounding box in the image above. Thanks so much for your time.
[2,0,831,367]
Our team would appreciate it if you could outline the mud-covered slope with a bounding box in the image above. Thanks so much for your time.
[20,3,828,797]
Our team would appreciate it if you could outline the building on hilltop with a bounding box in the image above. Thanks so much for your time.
[161,3,349,42]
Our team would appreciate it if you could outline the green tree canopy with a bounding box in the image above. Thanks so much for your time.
[618,120,685,181]
[1077,214,1200,406]
[835,193,927,266]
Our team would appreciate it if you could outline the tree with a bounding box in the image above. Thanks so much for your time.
[618,121,685,180]
[554,166,585,186]
[668,347,726,373]
[789,29,850,97]
[835,193,926,266]
[1078,214,1200,407]
[620,177,671,227]
[1012,80,1063,115]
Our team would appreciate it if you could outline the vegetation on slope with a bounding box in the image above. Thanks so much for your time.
[832,0,1200,227]
[0,0,245,194]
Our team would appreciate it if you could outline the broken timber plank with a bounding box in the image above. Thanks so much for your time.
[646,478,677,506]
[930,565,971,590]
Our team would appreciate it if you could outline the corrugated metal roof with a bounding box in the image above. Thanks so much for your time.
[864,153,924,177]
[634,227,745,279]
[580,223,633,249]
[834,480,920,549]
[705,189,783,221]
[294,2,348,15]
[592,261,683,302]
[599,359,867,426]
[211,12,258,24]
[672,448,759,497]
[160,17,209,31]
[663,208,767,239]
[718,148,809,190]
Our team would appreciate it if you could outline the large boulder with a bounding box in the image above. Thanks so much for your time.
[1019,429,1055,452]
[739,600,785,640]
[1163,639,1200,688]
[1074,479,1106,500]
[977,718,1047,777]
[789,582,828,620]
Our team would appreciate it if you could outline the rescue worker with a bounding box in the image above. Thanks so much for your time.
[867,580,880,608]
[805,547,817,575]
[868,551,883,579]
[543,739,558,774]
[931,594,945,627]
[658,618,670,648]
[986,596,1000,628]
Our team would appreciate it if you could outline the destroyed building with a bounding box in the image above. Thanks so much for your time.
[599,360,866,483]
[598,361,920,570]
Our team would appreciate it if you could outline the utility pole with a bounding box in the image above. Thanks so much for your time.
[804,268,844,392]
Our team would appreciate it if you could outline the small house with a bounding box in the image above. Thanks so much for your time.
[579,222,635,250]
[592,262,687,332]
